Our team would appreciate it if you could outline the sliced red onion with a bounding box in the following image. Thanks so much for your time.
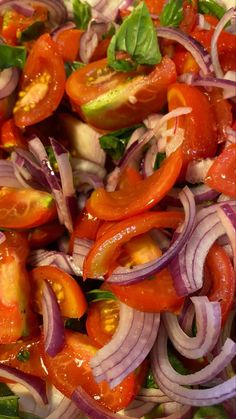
[164,184,219,207]
[123,399,156,417]
[88,0,127,21]
[158,403,192,419]
[107,187,195,285]
[28,249,83,276]
[80,20,109,64]
[152,107,192,138]
[211,7,236,78]
[225,126,236,145]
[74,171,104,191]
[90,303,160,388]
[185,158,214,185]
[143,141,159,178]
[72,237,93,275]
[217,203,236,267]
[11,2,34,16]
[105,167,121,192]
[42,280,65,357]
[191,75,236,99]
[136,387,171,404]
[163,296,221,359]
[71,157,106,179]
[46,396,79,418]
[0,365,48,405]
[0,159,23,188]
[156,323,236,387]
[119,0,134,10]
[51,21,76,40]
[0,67,19,100]
[0,231,6,244]
[196,13,211,30]
[157,27,213,76]
[118,130,155,173]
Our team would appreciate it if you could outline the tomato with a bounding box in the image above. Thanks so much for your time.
[55,29,83,62]
[205,244,235,326]
[179,0,197,33]
[167,83,217,170]
[69,209,101,254]
[42,331,142,412]
[0,118,27,150]
[208,89,232,141]
[205,144,236,198]
[86,147,182,221]
[0,337,46,378]
[28,221,66,249]
[83,210,184,278]
[0,187,57,229]
[91,38,111,62]
[0,94,16,124]
[144,0,166,15]
[14,33,66,128]
[66,55,177,130]
[30,266,87,318]
[0,231,31,343]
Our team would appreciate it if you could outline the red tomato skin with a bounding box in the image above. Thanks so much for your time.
[56,29,83,62]
[28,222,66,249]
[0,118,27,149]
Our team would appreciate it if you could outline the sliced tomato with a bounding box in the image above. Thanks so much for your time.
[83,210,184,278]
[14,33,66,128]
[179,0,197,33]
[205,144,236,198]
[28,221,65,249]
[69,209,101,254]
[42,331,143,412]
[167,83,217,172]
[205,244,235,326]
[66,55,176,130]
[0,94,15,124]
[0,337,46,378]
[86,147,182,221]
[208,88,232,141]
[91,38,111,62]
[0,187,57,229]
[0,118,27,149]
[0,231,31,343]
[30,266,87,318]
[144,0,166,15]
[55,29,83,62]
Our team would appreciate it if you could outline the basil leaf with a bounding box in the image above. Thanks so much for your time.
[154,152,166,170]
[198,0,226,20]
[193,405,229,419]
[0,45,27,70]
[99,124,143,160]
[16,349,30,362]
[0,395,19,416]
[64,60,85,77]
[108,1,161,72]
[19,21,45,42]
[168,348,189,375]
[72,0,91,30]
[86,289,117,303]
[160,0,183,27]
[144,369,158,389]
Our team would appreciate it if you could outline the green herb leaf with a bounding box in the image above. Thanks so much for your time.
[0,45,27,70]
[72,0,91,30]
[0,384,14,397]
[144,369,158,389]
[198,0,226,20]
[160,0,183,27]
[64,61,85,77]
[86,289,117,303]
[108,1,161,72]
[0,395,19,416]
[99,124,143,160]
[19,21,45,43]
[16,349,30,363]
[154,152,166,170]
[168,348,189,375]
[193,405,229,419]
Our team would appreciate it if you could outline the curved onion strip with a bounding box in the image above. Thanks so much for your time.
[136,387,171,403]
[12,148,50,190]
[164,185,219,207]
[0,0,67,24]
[0,159,23,188]
[170,201,236,295]
[118,130,154,172]
[0,231,6,244]
[42,281,65,357]
[124,399,156,417]
[211,7,236,78]
[156,323,236,385]
[28,249,82,276]
[217,203,236,267]
[90,303,160,388]
[46,396,78,418]
[152,107,192,138]
[107,187,195,285]
[0,365,48,405]
[0,67,19,100]
[73,237,93,274]
[51,21,76,39]
[163,297,221,359]
[157,27,213,76]
[191,76,236,99]
[12,2,34,16]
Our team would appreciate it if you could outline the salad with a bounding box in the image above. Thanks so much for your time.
[0,0,235,418]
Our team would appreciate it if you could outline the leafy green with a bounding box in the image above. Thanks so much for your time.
[168,348,189,375]
[0,384,14,397]
[198,0,226,20]
[144,369,158,389]
[193,405,229,419]
[0,45,27,70]
[154,152,166,170]
[64,61,85,77]
[0,396,19,416]
[108,1,161,72]
[19,21,45,42]
[99,124,143,160]
[160,0,183,27]
[16,349,30,363]
[72,0,91,30]
[87,289,117,303]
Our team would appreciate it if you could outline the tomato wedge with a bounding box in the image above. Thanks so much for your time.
[86,147,182,221]
[30,266,87,318]
[14,33,66,127]
[69,208,101,254]
[55,29,83,62]
[0,187,57,229]
[205,144,236,198]
[42,331,143,412]
[66,55,176,130]
[0,118,27,149]
[28,221,66,249]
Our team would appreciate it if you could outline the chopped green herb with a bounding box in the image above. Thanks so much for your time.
[193,404,229,419]
[0,395,19,416]
[108,1,161,72]
[45,146,58,170]
[19,21,45,43]
[87,289,117,303]
[198,0,226,20]
[99,124,143,160]
[16,349,30,363]
[168,347,189,375]
[160,0,183,27]
[144,369,158,389]
[154,152,166,170]
[64,61,85,77]
[0,45,27,70]
[0,384,14,397]
[72,0,91,30]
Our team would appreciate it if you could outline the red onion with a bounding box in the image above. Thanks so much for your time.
[211,7,236,78]
[0,159,23,188]
[152,107,192,138]
[0,67,19,100]
[118,130,154,173]
[163,297,221,359]
[28,249,82,276]
[0,231,6,244]
[164,184,219,207]
[225,126,236,145]
[136,387,171,404]
[191,76,236,99]
[196,13,211,30]
[217,203,236,267]
[90,303,160,388]
[42,280,65,357]
[0,365,48,405]
[51,21,76,40]
[11,2,34,16]
[80,20,109,64]
[71,157,106,179]
[89,0,126,21]
[46,396,79,418]
[155,323,236,386]
[124,399,156,417]
[73,237,93,274]
[74,171,104,191]
[107,187,195,285]
[156,27,213,76]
